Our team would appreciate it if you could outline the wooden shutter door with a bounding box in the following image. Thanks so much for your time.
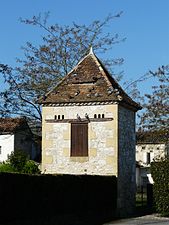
[71,123,88,156]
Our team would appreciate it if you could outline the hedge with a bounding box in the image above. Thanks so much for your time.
[151,157,169,216]
[0,173,117,223]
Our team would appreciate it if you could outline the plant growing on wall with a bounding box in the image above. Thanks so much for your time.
[151,157,169,216]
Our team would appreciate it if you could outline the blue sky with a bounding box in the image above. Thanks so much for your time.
[0,0,169,94]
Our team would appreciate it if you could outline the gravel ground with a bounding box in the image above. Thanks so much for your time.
[104,214,169,225]
[2,213,169,225]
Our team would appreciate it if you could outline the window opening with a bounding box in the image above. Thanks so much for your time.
[147,152,151,164]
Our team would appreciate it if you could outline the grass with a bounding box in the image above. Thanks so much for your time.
[136,192,147,207]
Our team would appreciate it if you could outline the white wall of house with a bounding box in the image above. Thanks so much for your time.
[0,134,14,162]
[136,143,166,166]
[136,143,167,188]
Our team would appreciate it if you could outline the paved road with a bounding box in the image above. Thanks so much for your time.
[104,214,169,225]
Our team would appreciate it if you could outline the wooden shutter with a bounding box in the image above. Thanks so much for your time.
[71,123,88,156]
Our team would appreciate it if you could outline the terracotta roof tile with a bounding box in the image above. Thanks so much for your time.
[39,51,141,111]
[136,130,169,144]
[0,118,28,133]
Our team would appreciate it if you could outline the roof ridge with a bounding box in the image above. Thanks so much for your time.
[42,48,96,99]
[39,48,142,111]
[92,54,135,102]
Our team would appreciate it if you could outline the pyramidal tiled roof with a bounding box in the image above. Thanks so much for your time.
[39,49,141,111]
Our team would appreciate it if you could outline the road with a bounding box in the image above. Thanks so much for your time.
[104,214,169,225]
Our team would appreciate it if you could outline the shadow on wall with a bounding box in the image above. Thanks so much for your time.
[0,173,117,225]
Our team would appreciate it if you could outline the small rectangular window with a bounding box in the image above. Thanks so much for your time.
[0,146,2,154]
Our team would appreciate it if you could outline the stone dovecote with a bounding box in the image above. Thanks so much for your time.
[39,48,141,216]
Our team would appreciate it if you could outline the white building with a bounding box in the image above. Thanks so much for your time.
[0,118,39,162]
[136,130,169,188]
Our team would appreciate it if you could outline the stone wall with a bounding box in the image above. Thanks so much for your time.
[117,105,136,216]
[42,103,137,216]
[42,104,118,175]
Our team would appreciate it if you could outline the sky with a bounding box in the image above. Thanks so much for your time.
[0,0,169,94]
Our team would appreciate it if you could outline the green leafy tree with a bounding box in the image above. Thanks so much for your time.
[0,12,125,122]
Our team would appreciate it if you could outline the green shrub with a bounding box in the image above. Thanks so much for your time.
[151,157,169,216]
[23,160,40,174]
[0,150,41,175]
[0,163,16,173]
[8,150,27,172]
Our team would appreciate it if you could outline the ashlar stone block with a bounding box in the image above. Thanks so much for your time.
[89,129,97,140]
[70,157,89,163]
[63,148,70,157]
[106,138,115,147]
[106,156,115,165]
[44,139,53,148]
[63,131,70,140]
[89,148,97,157]
[43,155,53,164]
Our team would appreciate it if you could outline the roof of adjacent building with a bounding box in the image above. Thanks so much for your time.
[0,118,30,134]
[136,130,169,144]
[39,48,141,111]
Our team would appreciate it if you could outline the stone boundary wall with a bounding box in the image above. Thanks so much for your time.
[0,173,117,223]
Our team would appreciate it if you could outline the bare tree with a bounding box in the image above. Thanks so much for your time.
[138,65,169,131]
[0,12,125,122]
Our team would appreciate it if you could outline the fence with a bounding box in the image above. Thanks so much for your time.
[136,184,153,208]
